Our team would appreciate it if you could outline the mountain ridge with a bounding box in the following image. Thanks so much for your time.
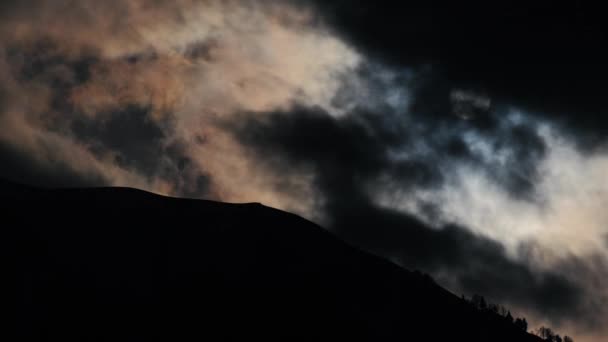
[2,179,544,341]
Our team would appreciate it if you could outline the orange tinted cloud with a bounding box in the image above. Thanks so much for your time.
[0,0,358,216]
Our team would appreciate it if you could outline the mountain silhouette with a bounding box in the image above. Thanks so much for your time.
[2,179,544,341]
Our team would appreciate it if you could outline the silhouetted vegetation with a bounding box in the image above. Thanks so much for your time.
[464,294,574,342]
[515,317,528,332]
[535,326,575,342]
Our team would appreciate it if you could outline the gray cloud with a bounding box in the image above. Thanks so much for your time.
[227,102,598,325]
[301,1,608,150]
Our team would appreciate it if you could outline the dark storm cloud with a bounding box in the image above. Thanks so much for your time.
[70,105,211,197]
[229,103,587,321]
[71,106,168,177]
[0,0,363,207]
[0,141,104,188]
[8,39,97,84]
[409,73,547,199]
[229,58,551,200]
[0,38,212,196]
[496,124,547,198]
[4,38,99,120]
[0,0,39,17]
[0,41,102,188]
[333,207,585,322]
[332,64,549,199]
[301,1,608,147]
[230,104,438,196]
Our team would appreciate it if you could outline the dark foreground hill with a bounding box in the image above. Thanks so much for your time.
[1,180,543,341]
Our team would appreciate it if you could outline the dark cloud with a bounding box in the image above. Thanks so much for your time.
[334,206,585,323]
[0,38,212,197]
[0,141,104,188]
[70,106,168,177]
[0,0,40,18]
[302,1,608,146]
[231,70,549,198]
[292,63,547,202]
[183,39,220,62]
[230,103,588,323]
[542,252,608,330]
[498,124,547,198]
[70,105,212,197]
[229,104,442,201]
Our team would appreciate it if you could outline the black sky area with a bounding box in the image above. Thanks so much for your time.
[302,1,607,145]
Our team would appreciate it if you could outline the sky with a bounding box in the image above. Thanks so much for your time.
[0,1,606,340]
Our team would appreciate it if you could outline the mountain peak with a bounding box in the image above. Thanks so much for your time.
[3,181,542,341]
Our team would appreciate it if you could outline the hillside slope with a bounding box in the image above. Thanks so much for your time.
[1,180,543,341]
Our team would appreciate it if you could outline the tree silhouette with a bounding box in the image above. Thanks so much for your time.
[470,294,488,311]
[464,294,573,341]
[537,326,555,341]
[534,328,575,342]
[514,317,528,332]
